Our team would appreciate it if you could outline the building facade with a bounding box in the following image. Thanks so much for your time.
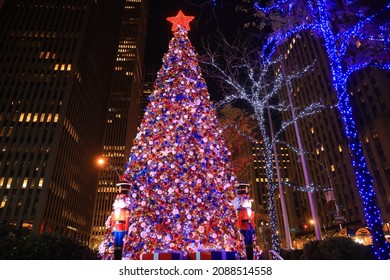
[0,0,123,244]
[89,0,149,249]
[278,30,390,247]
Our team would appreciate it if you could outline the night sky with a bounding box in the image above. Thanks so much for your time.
[144,0,248,101]
[145,0,246,68]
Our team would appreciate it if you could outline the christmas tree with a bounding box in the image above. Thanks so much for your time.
[100,11,246,260]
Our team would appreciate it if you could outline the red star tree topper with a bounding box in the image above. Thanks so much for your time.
[166,10,195,31]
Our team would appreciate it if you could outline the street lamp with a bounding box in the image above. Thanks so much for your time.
[302,144,344,230]
[96,156,122,180]
[279,58,322,241]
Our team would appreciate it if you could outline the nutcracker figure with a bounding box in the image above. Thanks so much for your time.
[110,180,131,260]
[237,195,255,260]
[234,182,256,260]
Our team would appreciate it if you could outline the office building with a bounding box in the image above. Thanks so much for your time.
[278,30,390,247]
[89,0,149,249]
[0,0,123,244]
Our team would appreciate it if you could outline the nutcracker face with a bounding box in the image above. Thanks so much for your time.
[233,195,252,210]
[241,195,252,209]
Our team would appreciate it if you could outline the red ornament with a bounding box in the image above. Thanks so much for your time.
[166,10,195,31]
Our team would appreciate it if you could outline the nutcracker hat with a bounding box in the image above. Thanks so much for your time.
[235,182,250,195]
[116,180,131,194]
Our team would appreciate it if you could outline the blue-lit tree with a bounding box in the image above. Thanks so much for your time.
[253,0,390,259]
[199,31,326,253]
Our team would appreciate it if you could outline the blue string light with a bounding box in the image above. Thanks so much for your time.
[255,0,390,259]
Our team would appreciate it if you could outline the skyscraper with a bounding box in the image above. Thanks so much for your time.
[278,30,390,247]
[0,0,123,244]
[89,0,149,249]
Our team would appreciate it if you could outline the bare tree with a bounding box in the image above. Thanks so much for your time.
[199,31,326,252]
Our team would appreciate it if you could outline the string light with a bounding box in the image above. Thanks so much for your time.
[255,0,390,259]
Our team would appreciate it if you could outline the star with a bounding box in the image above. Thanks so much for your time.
[166,10,195,32]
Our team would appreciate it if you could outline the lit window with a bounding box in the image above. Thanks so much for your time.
[45,52,50,59]
[40,113,46,122]
[47,114,52,122]
[54,64,59,70]
[6,178,12,189]
[26,113,32,122]
[60,64,65,71]
[364,136,369,143]
[338,145,343,152]
[33,113,39,122]
[0,196,7,208]
[38,179,44,189]
[310,127,314,134]
[67,64,72,71]
[331,165,335,172]
[22,179,28,189]
[39,52,44,59]
[0,177,3,187]
[54,114,59,122]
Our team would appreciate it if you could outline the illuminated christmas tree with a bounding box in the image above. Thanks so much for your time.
[113,11,245,260]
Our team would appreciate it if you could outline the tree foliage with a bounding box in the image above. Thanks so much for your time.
[301,237,375,260]
[217,105,258,175]
[281,236,375,259]
[0,222,96,260]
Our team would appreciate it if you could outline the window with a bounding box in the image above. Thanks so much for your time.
[6,178,12,189]
[38,179,44,189]
[0,196,7,208]
[22,179,28,189]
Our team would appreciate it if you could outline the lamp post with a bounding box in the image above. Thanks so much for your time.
[97,157,122,180]
[279,53,322,241]
[286,88,322,241]
[310,144,344,230]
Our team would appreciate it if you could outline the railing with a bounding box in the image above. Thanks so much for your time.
[268,250,284,260]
